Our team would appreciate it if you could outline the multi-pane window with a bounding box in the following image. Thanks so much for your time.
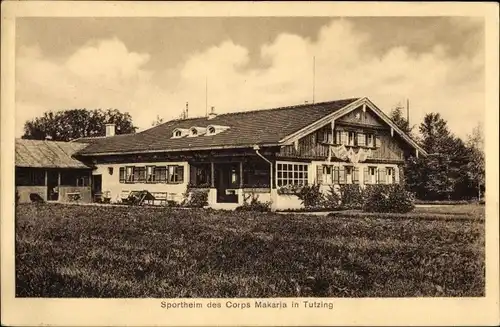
[276,163,309,187]
[119,165,183,184]
[347,131,356,146]
[146,166,155,182]
[386,167,395,184]
[357,133,366,146]
[119,167,126,183]
[365,134,375,147]
[168,165,184,183]
[135,167,146,182]
[155,166,167,182]
[16,168,46,186]
[366,166,377,184]
[61,171,89,186]
[126,166,134,182]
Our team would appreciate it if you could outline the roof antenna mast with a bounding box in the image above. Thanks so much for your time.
[312,56,316,104]
[406,98,410,124]
[205,76,208,117]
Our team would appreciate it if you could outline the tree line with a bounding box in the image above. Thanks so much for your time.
[390,106,484,201]
[22,106,485,201]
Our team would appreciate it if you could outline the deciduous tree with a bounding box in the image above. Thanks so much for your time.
[22,108,137,141]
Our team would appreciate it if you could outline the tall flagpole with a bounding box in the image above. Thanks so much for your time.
[312,56,316,104]
[406,98,410,124]
[205,76,208,117]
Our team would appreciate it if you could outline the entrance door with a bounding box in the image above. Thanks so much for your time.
[214,163,240,203]
[47,170,59,201]
[92,175,102,201]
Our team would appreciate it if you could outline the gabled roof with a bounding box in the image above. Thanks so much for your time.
[280,97,428,156]
[76,98,360,156]
[15,139,91,169]
[75,96,426,157]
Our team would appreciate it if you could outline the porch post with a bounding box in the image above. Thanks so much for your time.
[44,170,48,186]
[210,162,215,188]
[58,171,61,186]
[239,161,243,188]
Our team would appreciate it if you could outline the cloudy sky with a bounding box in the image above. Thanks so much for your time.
[15,17,484,139]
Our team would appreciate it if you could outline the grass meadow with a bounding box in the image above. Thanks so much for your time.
[16,203,484,297]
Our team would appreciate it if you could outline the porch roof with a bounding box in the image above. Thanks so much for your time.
[15,139,91,169]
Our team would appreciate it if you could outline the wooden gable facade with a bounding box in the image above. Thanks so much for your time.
[277,103,414,163]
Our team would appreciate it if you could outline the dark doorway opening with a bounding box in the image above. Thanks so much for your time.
[92,175,102,201]
[47,170,59,201]
[214,163,240,203]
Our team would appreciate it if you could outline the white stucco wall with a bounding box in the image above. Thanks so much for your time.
[93,161,189,203]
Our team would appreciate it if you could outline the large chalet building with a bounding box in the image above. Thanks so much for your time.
[15,97,427,210]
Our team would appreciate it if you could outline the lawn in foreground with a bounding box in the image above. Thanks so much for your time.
[16,203,484,297]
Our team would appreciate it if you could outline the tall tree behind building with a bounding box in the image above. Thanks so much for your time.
[466,123,485,200]
[22,108,137,142]
[389,105,414,136]
[405,112,472,200]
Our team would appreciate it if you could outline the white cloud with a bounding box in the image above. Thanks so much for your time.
[15,19,484,139]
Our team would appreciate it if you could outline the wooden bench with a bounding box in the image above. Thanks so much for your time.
[120,190,131,201]
[66,192,81,202]
[151,192,168,206]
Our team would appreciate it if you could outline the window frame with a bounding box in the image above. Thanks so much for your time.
[146,165,155,183]
[276,162,309,187]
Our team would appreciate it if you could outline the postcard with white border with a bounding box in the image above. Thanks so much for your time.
[1,1,499,326]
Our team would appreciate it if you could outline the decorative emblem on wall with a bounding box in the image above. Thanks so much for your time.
[327,145,372,163]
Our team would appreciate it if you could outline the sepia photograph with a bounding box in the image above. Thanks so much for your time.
[2,1,499,326]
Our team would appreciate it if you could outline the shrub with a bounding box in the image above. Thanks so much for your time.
[15,190,20,206]
[322,185,342,210]
[338,184,364,209]
[182,188,209,208]
[363,184,415,213]
[236,193,271,212]
[296,184,324,209]
[29,193,45,203]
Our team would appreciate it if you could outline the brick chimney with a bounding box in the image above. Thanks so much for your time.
[208,106,217,120]
[105,123,116,137]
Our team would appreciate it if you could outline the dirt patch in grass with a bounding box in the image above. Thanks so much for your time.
[16,203,484,297]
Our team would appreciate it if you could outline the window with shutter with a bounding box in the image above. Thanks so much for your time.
[353,167,359,184]
[146,166,155,183]
[339,167,346,184]
[378,168,386,184]
[357,133,365,146]
[316,165,323,184]
[386,167,395,184]
[363,167,369,184]
[119,167,126,183]
[365,134,374,147]
[323,165,333,184]
[368,167,377,184]
[156,166,167,182]
[345,166,353,184]
[335,131,342,145]
[348,131,356,146]
[375,136,381,148]
[126,166,134,183]
[333,167,339,184]
[341,131,348,145]
[136,167,146,182]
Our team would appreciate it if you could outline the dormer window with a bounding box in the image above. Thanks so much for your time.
[172,128,189,139]
[188,126,207,137]
[205,125,230,136]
